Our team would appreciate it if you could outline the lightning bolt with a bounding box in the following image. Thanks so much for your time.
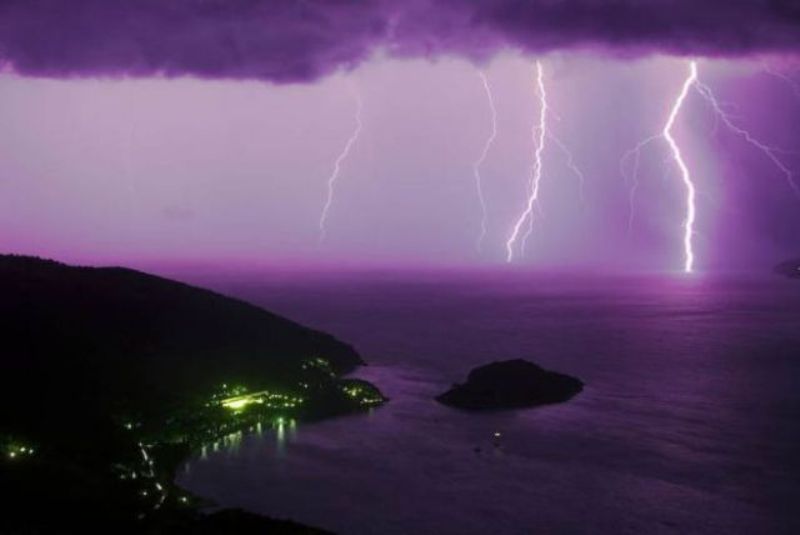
[506,61,548,263]
[620,134,659,235]
[548,131,586,205]
[621,61,698,273]
[761,63,800,101]
[693,78,800,198]
[473,71,498,252]
[663,60,699,274]
[318,87,363,243]
[624,60,800,273]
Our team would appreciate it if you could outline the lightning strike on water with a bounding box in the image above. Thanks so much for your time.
[662,60,699,274]
[548,132,586,205]
[473,71,498,252]
[693,78,800,198]
[623,60,799,273]
[621,61,698,272]
[506,61,548,263]
[518,63,550,256]
[318,87,363,243]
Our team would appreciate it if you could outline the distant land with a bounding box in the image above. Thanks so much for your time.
[775,258,800,278]
[0,255,385,533]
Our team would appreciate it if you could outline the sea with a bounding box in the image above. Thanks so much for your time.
[174,270,800,534]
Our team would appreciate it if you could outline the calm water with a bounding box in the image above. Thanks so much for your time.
[175,271,800,534]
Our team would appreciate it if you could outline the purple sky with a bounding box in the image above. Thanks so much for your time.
[0,2,799,272]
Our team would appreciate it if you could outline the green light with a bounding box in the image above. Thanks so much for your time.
[222,398,259,410]
[218,388,304,411]
[5,441,35,460]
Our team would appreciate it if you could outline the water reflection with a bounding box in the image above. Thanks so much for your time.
[191,417,299,463]
[178,274,800,535]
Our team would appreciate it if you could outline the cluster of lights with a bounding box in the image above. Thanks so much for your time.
[104,356,384,520]
[218,388,304,412]
[209,383,249,403]
[340,382,385,406]
[5,443,35,460]
[101,357,385,523]
[302,356,336,378]
[126,442,169,511]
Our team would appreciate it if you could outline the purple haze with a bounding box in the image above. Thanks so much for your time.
[0,3,798,272]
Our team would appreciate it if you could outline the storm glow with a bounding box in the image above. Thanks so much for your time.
[0,54,798,271]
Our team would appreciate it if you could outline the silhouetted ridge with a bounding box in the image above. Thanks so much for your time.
[0,254,362,412]
[0,255,381,533]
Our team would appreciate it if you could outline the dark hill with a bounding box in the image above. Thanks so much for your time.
[0,255,362,414]
[0,255,379,533]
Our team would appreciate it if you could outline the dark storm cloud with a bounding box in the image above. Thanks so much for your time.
[0,0,389,81]
[1,0,799,82]
[460,0,800,57]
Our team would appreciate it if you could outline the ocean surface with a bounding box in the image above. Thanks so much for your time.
[174,271,800,534]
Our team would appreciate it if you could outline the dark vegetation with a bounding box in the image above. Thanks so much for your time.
[436,359,583,410]
[0,255,384,533]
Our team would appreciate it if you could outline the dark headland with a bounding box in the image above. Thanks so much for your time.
[0,255,385,533]
[437,359,583,410]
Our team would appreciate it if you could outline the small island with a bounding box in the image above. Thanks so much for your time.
[436,359,583,410]
[775,259,800,279]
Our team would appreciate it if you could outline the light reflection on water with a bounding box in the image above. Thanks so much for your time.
[186,417,298,474]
